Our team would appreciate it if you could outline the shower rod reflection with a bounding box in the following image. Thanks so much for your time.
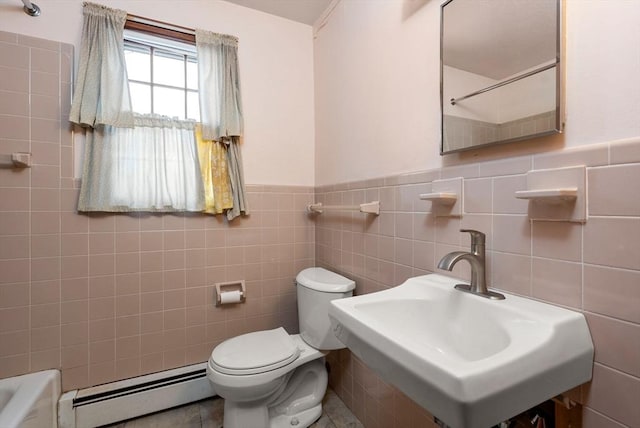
[450,62,556,106]
[22,0,40,16]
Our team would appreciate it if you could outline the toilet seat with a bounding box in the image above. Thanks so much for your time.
[210,327,301,375]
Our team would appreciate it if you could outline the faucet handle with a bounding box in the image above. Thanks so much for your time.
[460,229,485,246]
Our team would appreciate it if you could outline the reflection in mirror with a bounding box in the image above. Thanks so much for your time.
[441,0,562,154]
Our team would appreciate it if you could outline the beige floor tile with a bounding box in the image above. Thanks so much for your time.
[125,403,201,428]
[101,388,361,428]
[322,389,365,428]
[199,397,224,428]
[310,413,337,428]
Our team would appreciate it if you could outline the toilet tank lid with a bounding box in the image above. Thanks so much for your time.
[296,267,355,293]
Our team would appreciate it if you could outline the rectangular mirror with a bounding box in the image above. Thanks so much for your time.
[440,0,563,154]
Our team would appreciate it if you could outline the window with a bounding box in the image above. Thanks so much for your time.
[76,12,247,217]
[77,29,207,212]
[123,30,200,121]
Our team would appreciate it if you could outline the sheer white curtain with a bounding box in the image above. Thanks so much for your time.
[196,30,243,140]
[69,2,134,128]
[196,29,248,220]
[78,115,205,212]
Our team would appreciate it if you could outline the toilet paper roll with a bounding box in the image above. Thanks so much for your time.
[219,290,242,304]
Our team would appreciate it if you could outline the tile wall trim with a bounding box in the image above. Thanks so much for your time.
[318,137,640,192]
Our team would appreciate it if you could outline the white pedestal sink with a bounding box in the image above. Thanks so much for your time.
[328,274,593,428]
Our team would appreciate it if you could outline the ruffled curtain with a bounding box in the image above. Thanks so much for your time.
[196,29,248,220]
[78,115,205,212]
[69,2,134,128]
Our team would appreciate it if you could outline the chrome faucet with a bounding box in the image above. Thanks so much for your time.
[437,229,505,300]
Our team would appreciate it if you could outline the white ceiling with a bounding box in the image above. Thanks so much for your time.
[222,0,557,80]
[222,0,332,25]
[443,0,557,80]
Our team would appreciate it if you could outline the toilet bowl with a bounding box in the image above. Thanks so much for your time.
[206,267,355,428]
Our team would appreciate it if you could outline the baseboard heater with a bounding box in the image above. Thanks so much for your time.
[58,362,216,428]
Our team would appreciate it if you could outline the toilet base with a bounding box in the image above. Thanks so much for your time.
[270,404,321,428]
[223,400,269,428]
[222,402,322,428]
[221,359,327,428]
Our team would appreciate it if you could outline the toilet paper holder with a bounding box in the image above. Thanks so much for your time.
[215,280,246,306]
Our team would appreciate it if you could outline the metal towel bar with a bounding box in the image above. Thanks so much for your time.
[450,62,557,106]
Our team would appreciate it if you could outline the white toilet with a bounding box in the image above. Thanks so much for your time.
[206,267,356,428]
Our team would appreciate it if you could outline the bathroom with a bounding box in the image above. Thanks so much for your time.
[0,0,638,427]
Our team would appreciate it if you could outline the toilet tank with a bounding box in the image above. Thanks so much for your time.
[296,267,356,350]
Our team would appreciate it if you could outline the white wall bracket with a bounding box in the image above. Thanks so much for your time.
[515,165,586,222]
[306,201,380,215]
[418,192,458,204]
[0,152,31,168]
[420,177,463,217]
[515,188,577,202]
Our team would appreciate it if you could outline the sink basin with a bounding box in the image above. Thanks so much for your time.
[328,274,593,428]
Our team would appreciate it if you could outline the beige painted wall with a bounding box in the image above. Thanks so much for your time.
[313,0,640,185]
[0,0,316,186]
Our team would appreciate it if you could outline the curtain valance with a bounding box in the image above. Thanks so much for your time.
[195,30,238,47]
[69,2,134,128]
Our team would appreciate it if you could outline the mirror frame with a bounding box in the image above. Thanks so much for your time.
[440,0,564,155]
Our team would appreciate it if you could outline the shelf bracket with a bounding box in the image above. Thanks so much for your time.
[419,177,463,217]
[515,166,586,222]
[0,152,32,169]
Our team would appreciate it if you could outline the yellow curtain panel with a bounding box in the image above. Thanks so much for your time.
[195,125,234,214]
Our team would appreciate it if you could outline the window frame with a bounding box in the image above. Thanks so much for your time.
[124,18,195,45]
[123,20,199,121]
